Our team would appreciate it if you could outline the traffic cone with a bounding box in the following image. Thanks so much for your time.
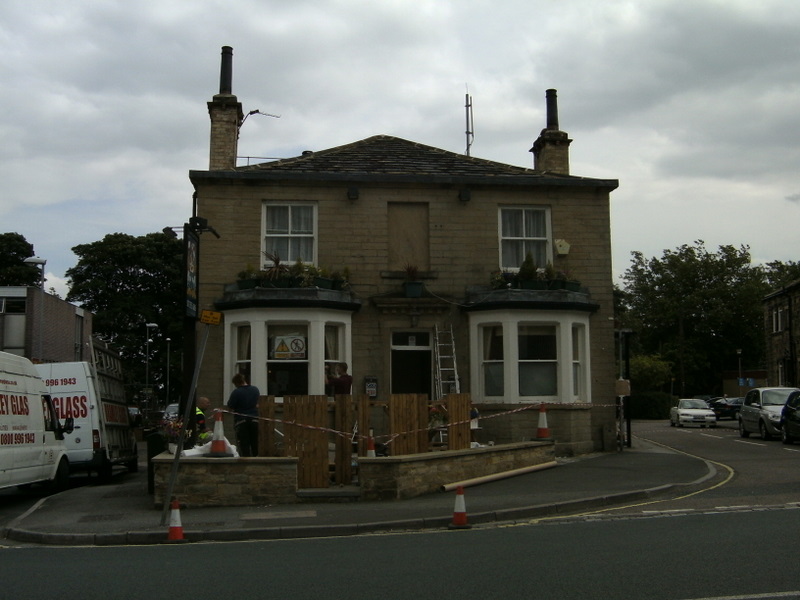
[536,403,551,439]
[209,410,233,457]
[448,486,471,529]
[167,497,185,541]
[366,436,376,458]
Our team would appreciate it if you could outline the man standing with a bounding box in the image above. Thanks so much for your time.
[227,373,259,457]
[326,362,353,395]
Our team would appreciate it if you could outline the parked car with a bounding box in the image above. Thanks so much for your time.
[165,403,180,419]
[738,387,799,440]
[780,390,800,444]
[670,399,717,428]
[710,396,743,420]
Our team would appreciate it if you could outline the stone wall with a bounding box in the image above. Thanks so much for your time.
[152,454,298,508]
[358,441,555,500]
[152,442,555,506]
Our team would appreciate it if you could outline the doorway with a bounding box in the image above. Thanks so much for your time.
[390,331,432,396]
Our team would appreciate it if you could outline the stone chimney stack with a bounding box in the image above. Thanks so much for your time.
[530,89,572,175]
[208,46,243,170]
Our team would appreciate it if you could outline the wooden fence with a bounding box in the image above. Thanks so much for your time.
[253,393,472,489]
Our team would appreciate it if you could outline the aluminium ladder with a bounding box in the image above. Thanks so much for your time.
[434,324,460,402]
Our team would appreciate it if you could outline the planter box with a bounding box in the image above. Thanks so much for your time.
[313,276,334,289]
[520,280,547,290]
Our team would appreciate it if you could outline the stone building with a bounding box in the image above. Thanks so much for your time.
[189,47,619,455]
[763,280,800,387]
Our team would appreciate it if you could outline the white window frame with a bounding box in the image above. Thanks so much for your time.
[224,307,352,398]
[498,206,552,270]
[262,202,318,265]
[470,310,591,404]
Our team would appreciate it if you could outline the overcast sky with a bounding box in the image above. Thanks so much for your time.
[2,1,799,298]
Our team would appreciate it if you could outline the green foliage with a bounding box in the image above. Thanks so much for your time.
[0,232,42,286]
[65,232,184,402]
[621,240,769,397]
[627,391,675,420]
[518,252,537,281]
[764,260,800,289]
[630,354,673,393]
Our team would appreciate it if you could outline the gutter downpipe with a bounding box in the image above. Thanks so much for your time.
[440,460,559,492]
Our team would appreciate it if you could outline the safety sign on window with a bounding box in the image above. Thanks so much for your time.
[273,336,307,359]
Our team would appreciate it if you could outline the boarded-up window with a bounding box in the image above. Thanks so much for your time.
[388,203,429,271]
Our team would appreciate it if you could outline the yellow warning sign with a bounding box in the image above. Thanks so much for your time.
[200,310,222,325]
[273,335,306,359]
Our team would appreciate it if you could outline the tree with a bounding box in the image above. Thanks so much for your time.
[66,232,184,404]
[629,354,673,393]
[621,240,767,397]
[764,260,800,289]
[0,232,43,286]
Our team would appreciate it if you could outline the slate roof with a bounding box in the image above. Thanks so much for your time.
[191,135,618,189]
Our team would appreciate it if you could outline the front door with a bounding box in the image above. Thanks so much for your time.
[390,331,432,396]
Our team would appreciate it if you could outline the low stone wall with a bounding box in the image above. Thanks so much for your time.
[358,441,555,500]
[152,453,298,508]
[152,441,555,506]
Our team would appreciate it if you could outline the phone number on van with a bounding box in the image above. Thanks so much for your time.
[44,378,78,387]
[0,432,36,445]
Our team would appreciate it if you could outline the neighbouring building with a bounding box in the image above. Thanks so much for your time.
[764,280,800,387]
[0,286,92,363]
[189,47,620,455]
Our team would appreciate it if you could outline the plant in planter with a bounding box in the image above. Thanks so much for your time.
[312,266,336,289]
[336,266,351,290]
[518,252,547,289]
[262,252,293,287]
[236,264,261,289]
[402,263,424,298]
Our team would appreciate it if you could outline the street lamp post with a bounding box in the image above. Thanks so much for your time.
[165,337,171,406]
[737,348,743,390]
[145,323,158,408]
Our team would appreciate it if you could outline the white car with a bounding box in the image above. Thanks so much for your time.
[670,399,717,428]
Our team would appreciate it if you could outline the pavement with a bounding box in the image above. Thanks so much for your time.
[1,437,718,546]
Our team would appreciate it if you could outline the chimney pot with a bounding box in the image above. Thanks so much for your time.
[545,89,559,131]
[219,46,233,95]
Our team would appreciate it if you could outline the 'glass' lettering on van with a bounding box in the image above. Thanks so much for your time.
[0,394,30,415]
[51,395,89,419]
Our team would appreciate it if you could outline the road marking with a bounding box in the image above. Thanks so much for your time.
[783,447,800,453]
[523,435,736,525]
[733,439,767,446]
[681,592,800,599]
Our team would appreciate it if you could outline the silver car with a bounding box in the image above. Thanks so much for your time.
[738,387,799,440]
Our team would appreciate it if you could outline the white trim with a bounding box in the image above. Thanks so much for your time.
[468,309,591,404]
[223,307,351,397]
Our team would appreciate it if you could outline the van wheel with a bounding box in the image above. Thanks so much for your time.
[48,458,70,493]
[738,419,750,438]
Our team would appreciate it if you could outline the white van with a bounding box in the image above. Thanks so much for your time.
[0,351,73,492]
[36,360,138,480]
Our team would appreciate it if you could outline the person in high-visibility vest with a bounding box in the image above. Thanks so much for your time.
[196,396,212,443]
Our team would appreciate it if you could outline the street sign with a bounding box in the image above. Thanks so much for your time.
[200,310,222,325]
